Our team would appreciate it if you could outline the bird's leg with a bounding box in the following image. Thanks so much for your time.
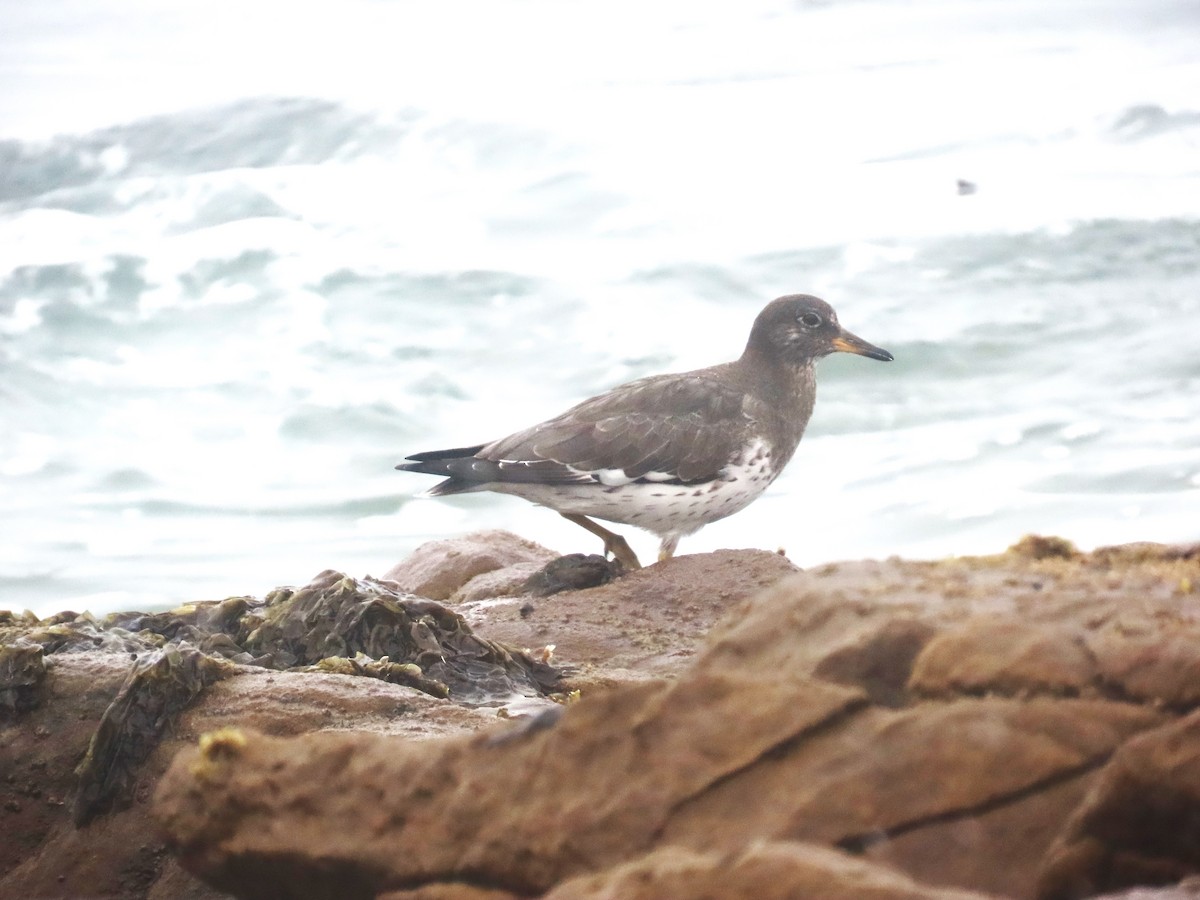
[559,513,642,571]
[658,534,680,563]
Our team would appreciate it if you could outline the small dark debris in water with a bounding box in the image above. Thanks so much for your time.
[523,553,621,597]
[0,640,46,716]
[73,646,233,827]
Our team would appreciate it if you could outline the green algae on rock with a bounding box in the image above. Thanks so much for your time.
[0,640,46,716]
[244,570,562,704]
[309,652,450,699]
[72,645,233,826]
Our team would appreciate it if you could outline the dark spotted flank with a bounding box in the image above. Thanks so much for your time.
[398,294,893,570]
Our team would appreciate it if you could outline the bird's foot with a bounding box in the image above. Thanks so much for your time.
[559,513,642,571]
[605,535,642,572]
[657,534,680,563]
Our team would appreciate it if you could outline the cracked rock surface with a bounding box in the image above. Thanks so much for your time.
[5,533,1200,899]
[152,535,1200,900]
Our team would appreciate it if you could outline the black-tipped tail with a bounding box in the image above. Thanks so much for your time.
[398,444,488,468]
[396,444,487,476]
[396,444,489,496]
[397,443,591,494]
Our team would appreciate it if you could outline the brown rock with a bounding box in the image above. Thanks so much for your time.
[662,698,1159,898]
[814,618,939,707]
[153,669,1162,898]
[698,563,939,683]
[451,561,550,603]
[147,540,1200,900]
[382,530,558,600]
[1090,626,1200,708]
[908,619,1096,699]
[545,841,1000,900]
[1090,879,1200,899]
[704,542,1200,706]
[0,654,134,896]
[1091,542,1200,566]
[9,536,1200,899]
[868,766,1098,900]
[182,665,498,740]
[155,672,866,898]
[1037,711,1200,900]
[0,653,494,900]
[469,548,799,682]
[378,887,521,900]
[149,857,238,900]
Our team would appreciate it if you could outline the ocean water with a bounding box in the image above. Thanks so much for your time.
[2,0,1198,619]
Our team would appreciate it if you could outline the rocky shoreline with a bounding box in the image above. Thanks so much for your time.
[2,532,1199,899]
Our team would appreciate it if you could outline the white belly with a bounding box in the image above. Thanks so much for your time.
[492,441,779,539]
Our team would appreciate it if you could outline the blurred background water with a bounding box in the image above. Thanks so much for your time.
[2,0,1198,618]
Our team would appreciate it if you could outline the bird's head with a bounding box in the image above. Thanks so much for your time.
[745,294,894,366]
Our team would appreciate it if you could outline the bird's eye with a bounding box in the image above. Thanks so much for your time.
[799,312,823,328]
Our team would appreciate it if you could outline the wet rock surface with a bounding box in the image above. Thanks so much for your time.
[3,533,1200,898]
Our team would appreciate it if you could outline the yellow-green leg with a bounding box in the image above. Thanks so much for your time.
[657,534,681,562]
[560,513,642,571]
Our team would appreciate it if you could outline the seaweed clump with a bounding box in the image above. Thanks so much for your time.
[245,570,561,705]
[0,639,47,715]
[73,646,233,826]
[3,570,562,705]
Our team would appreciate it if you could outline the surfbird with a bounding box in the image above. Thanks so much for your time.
[398,294,893,570]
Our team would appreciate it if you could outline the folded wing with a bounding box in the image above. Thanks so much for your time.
[399,369,758,494]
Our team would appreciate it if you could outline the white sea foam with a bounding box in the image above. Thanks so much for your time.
[1,0,1198,617]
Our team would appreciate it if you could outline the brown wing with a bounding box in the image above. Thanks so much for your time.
[480,368,755,484]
